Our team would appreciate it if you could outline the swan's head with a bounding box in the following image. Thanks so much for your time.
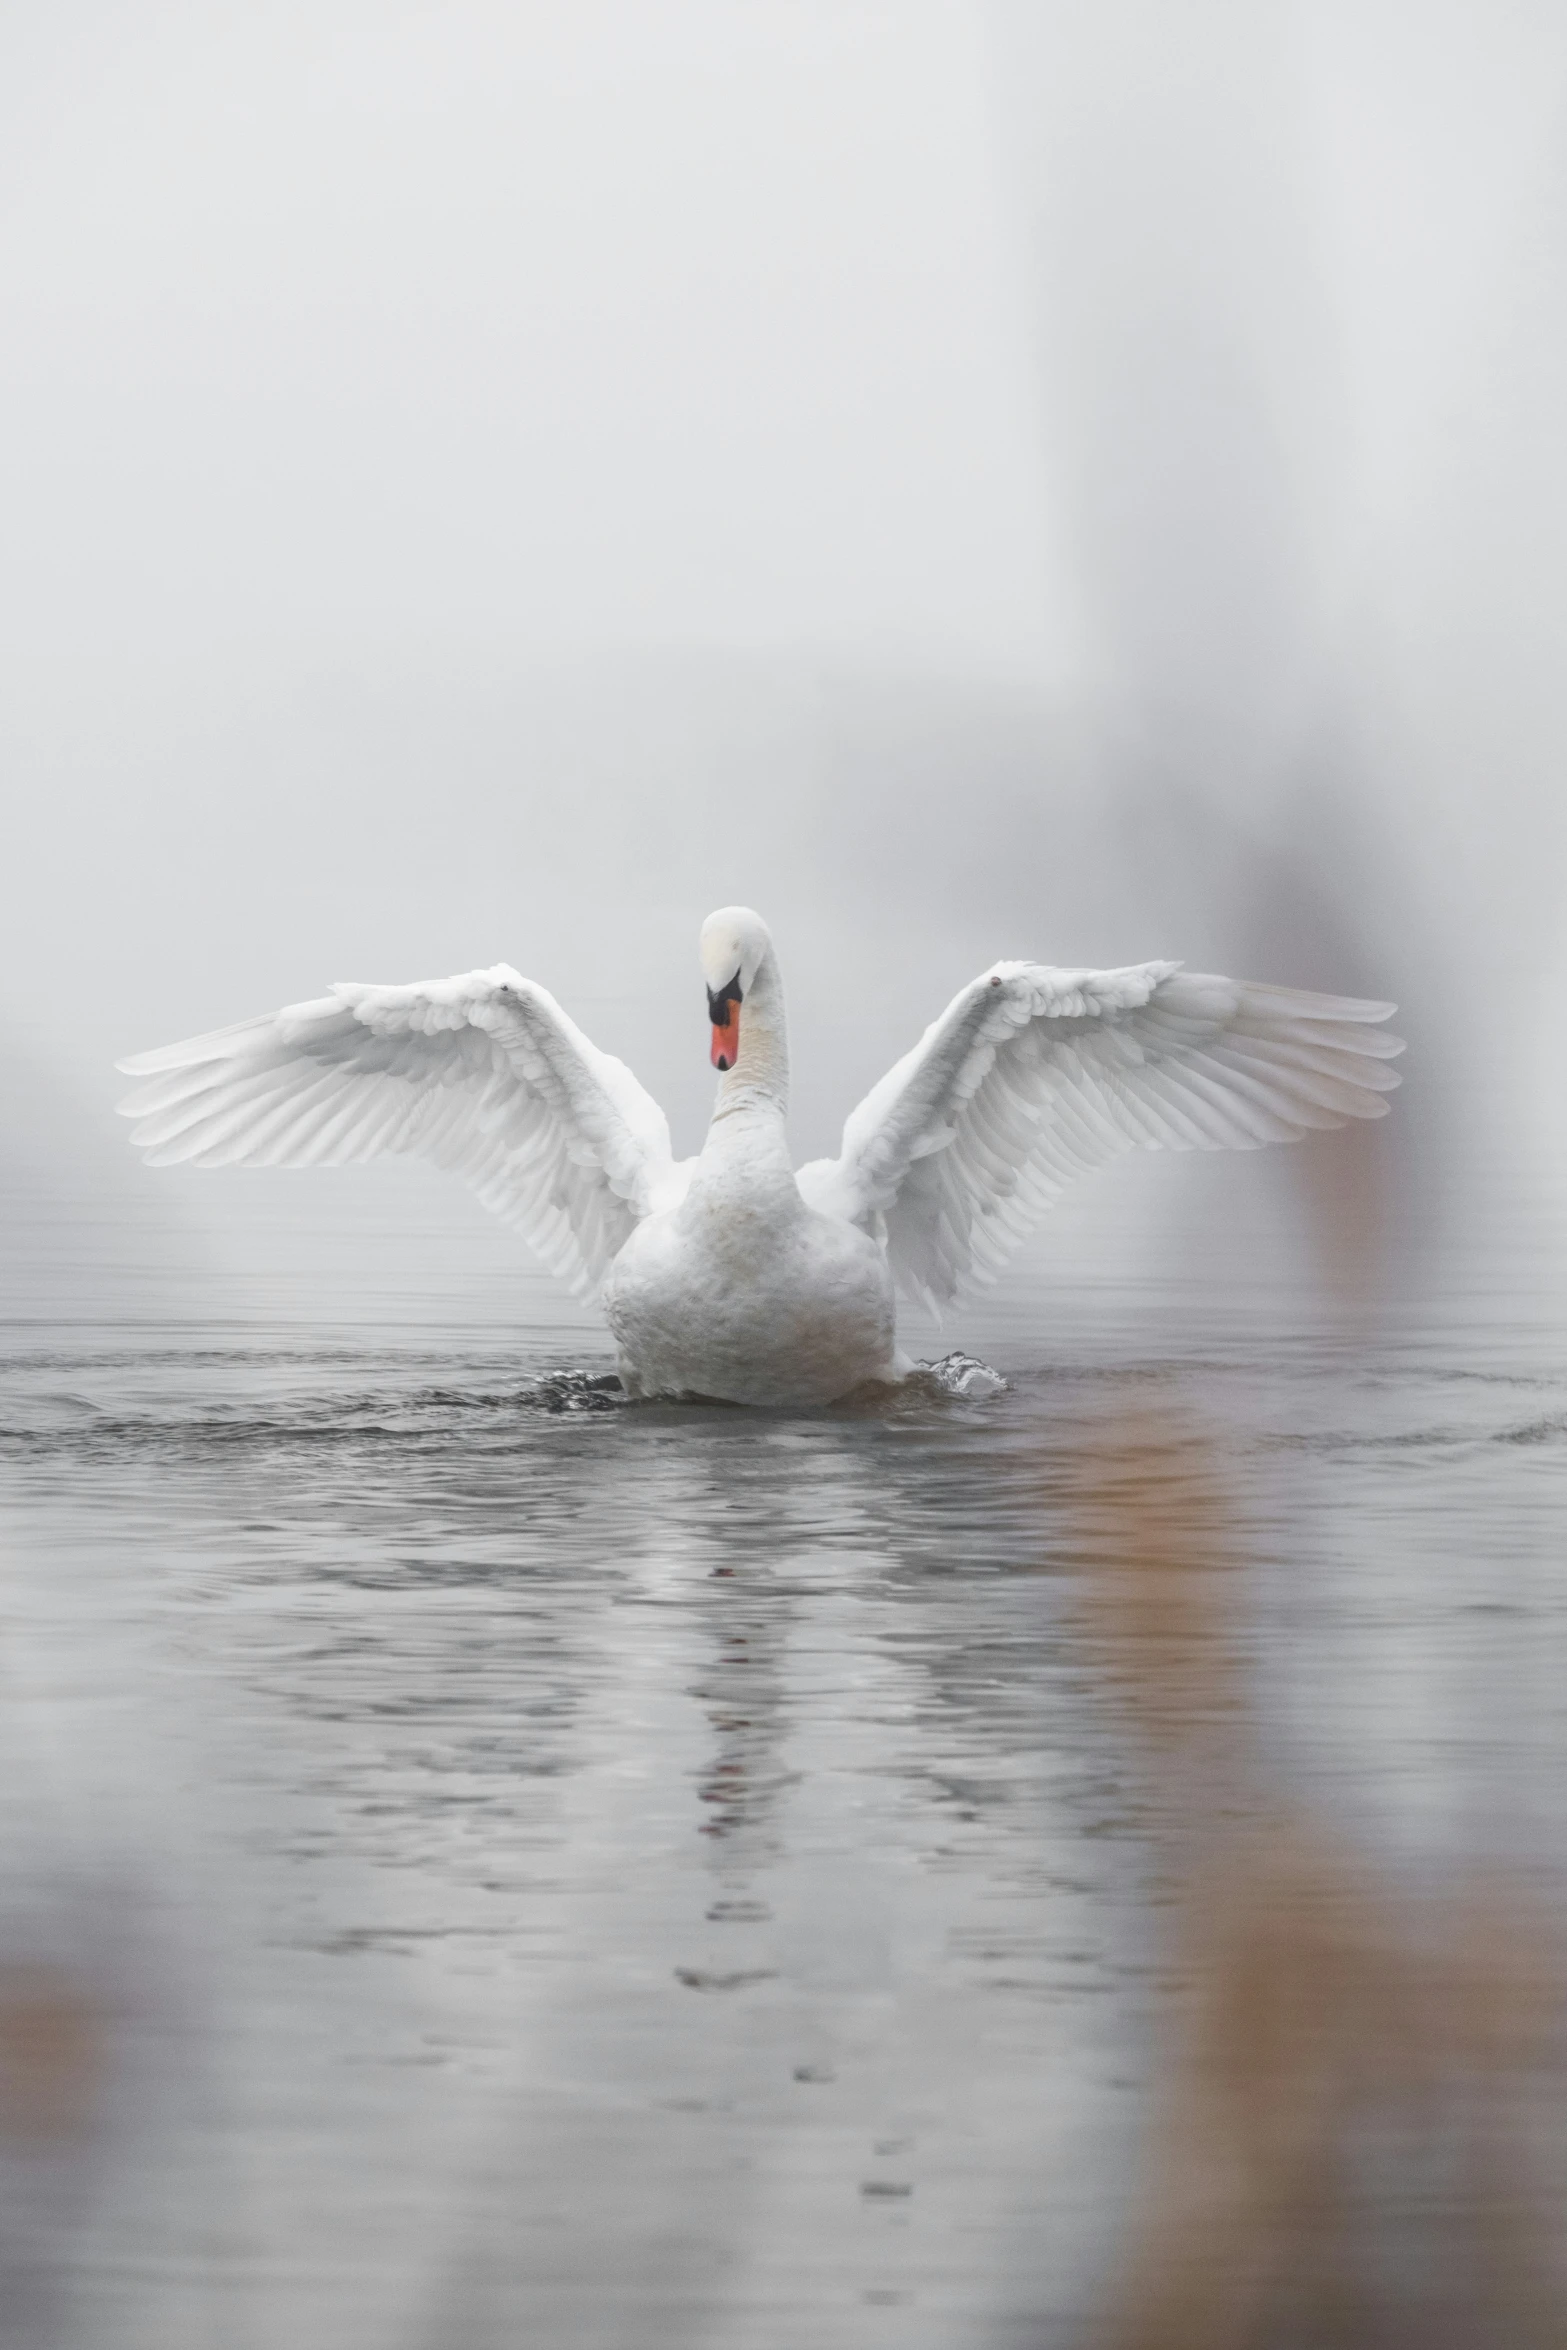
[699,906,770,1072]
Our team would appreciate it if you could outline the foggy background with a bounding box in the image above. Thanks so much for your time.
[2,0,1564,1329]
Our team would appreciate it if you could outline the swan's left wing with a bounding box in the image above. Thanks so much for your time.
[796,960,1403,1312]
[117,966,678,1296]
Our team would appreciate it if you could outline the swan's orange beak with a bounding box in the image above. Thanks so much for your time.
[708,978,742,1071]
[710,1002,740,1071]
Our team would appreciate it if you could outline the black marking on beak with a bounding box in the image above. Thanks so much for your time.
[707,973,743,1024]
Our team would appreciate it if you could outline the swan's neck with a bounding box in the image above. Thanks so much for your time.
[709,945,789,1137]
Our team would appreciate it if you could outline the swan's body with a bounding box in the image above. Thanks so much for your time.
[603,1101,899,1405]
[117,908,1402,1405]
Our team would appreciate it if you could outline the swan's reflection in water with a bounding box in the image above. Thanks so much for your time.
[1,1329,1566,2346]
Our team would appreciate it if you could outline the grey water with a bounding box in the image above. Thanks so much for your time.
[3,1143,1567,2349]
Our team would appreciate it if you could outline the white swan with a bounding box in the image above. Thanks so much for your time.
[117,907,1401,1405]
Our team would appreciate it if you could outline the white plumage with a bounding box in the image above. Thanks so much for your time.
[794,959,1403,1314]
[118,908,1401,1403]
[118,969,680,1296]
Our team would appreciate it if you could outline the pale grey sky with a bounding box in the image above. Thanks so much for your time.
[3,0,1565,1316]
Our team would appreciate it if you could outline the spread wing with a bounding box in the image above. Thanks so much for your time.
[116,966,680,1296]
[795,960,1403,1313]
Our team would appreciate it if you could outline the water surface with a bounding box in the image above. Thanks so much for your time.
[2,1227,1564,2349]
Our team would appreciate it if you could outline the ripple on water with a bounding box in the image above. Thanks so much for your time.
[0,1323,1565,2344]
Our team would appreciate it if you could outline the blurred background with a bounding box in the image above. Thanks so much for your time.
[2,0,1563,1325]
[1,3,1565,2344]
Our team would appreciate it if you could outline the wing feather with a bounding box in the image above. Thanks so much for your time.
[118,966,677,1294]
[796,960,1402,1310]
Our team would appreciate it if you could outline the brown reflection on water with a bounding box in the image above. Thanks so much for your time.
[1069,1409,1567,2349]
[0,1966,104,2145]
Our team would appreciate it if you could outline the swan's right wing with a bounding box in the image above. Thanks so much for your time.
[797,960,1403,1312]
[117,967,678,1296]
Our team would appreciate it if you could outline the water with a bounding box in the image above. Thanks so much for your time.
[1,1192,1565,2349]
